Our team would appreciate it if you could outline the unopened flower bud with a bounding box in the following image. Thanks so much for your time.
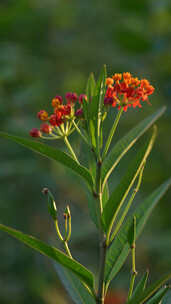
[64,206,71,218]
[75,108,83,118]
[79,94,87,104]
[29,128,41,138]
[37,110,49,121]
[65,92,78,103]
[42,187,49,195]
[40,123,52,134]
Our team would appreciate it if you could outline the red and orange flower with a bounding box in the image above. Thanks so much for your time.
[30,72,155,138]
[105,72,155,112]
[30,92,86,138]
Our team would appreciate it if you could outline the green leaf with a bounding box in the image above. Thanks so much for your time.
[163,289,171,303]
[102,127,156,232]
[90,65,107,119]
[86,190,99,228]
[102,182,109,208]
[86,73,96,104]
[0,132,94,189]
[0,224,94,291]
[89,119,96,149]
[102,107,166,188]
[84,73,96,147]
[132,271,149,299]
[145,287,169,304]
[128,273,171,304]
[104,178,171,286]
[55,264,96,304]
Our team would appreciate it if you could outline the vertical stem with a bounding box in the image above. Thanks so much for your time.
[95,159,107,304]
[96,234,107,304]
[102,107,123,159]
[128,216,137,300]
[64,136,79,164]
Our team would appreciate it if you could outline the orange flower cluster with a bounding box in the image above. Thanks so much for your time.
[104,72,155,111]
[30,92,85,138]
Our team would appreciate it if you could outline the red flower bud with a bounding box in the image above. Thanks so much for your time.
[49,114,63,127]
[79,94,87,104]
[37,110,48,121]
[30,128,41,137]
[65,92,78,103]
[40,123,52,134]
[75,108,83,118]
[52,96,63,107]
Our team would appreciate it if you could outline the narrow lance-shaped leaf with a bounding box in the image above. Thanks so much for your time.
[55,264,96,304]
[0,224,94,291]
[102,106,166,189]
[127,273,171,304]
[145,287,169,304]
[104,178,171,286]
[90,65,107,119]
[0,132,94,189]
[132,271,149,299]
[102,126,157,232]
[86,73,96,104]
[84,73,96,147]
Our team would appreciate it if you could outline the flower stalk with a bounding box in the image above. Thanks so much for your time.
[64,136,79,164]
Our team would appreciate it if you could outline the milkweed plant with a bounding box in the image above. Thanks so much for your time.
[0,66,171,304]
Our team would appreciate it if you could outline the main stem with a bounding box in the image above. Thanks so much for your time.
[97,233,107,304]
[95,159,107,304]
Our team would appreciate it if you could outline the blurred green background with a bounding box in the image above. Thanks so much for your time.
[0,0,171,303]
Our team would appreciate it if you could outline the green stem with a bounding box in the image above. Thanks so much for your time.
[41,135,60,140]
[64,136,79,164]
[128,217,137,300]
[102,107,123,159]
[66,214,71,241]
[109,166,144,245]
[53,126,63,136]
[72,119,90,145]
[96,233,107,304]
[64,216,68,240]
[64,241,72,258]
[54,220,64,242]
[54,219,73,258]
[95,159,107,304]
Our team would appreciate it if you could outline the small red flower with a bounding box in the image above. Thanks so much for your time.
[106,77,114,86]
[52,95,63,107]
[37,110,48,121]
[79,94,87,104]
[30,89,89,139]
[49,114,63,127]
[40,123,52,134]
[59,104,71,116]
[65,92,78,103]
[30,128,41,137]
[75,108,83,118]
